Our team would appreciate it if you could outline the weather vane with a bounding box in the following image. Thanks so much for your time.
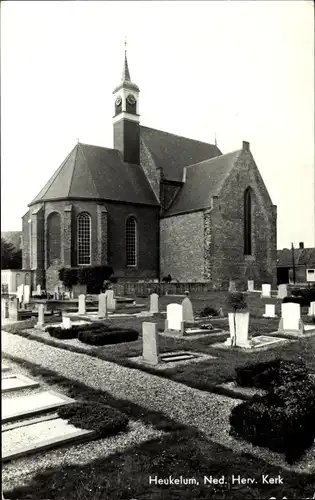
[124,37,127,51]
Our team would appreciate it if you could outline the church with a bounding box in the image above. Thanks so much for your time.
[21,47,277,291]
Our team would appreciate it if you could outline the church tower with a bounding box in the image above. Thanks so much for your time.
[112,42,140,165]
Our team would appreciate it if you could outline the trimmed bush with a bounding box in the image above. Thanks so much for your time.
[78,328,139,345]
[199,306,218,317]
[230,380,315,463]
[235,359,308,390]
[46,326,80,339]
[226,292,247,312]
[58,401,129,437]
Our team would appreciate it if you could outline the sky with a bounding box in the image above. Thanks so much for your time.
[1,0,314,249]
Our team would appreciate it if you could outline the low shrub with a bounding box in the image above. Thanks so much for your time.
[291,287,315,304]
[199,306,218,317]
[235,359,308,390]
[58,401,129,437]
[282,296,309,307]
[46,326,80,339]
[230,380,315,463]
[78,328,139,345]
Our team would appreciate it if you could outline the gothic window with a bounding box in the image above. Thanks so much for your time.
[244,187,252,255]
[47,212,61,265]
[126,216,137,266]
[77,212,91,265]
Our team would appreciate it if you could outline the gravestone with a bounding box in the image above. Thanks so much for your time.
[247,280,254,292]
[229,280,236,292]
[8,298,19,321]
[105,290,116,311]
[17,284,24,305]
[1,298,9,319]
[36,284,41,295]
[23,285,31,305]
[78,294,86,315]
[35,304,45,329]
[261,284,271,298]
[225,312,251,348]
[263,304,276,318]
[277,284,288,299]
[165,303,184,333]
[142,322,160,365]
[98,293,107,317]
[278,302,303,335]
[182,297,194,322]
[62,315,72,329]
[149,293,159,314]
[219,307,224,318]
[308,302,315,317]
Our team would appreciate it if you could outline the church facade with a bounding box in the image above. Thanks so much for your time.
[21,49,277,291]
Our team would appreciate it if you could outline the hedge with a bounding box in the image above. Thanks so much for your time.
[58,401,129,437]
[230,379,315,463]
[78,329,139,346]
[231,359,315,463]
[235,359,308,390]
[46,322,110,340]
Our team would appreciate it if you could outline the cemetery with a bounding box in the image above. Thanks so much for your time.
[1,284,315,500]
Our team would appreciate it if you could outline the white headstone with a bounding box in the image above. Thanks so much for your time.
[182,297,194,323]
[62,315,72,329]
[9,298,19,321]
[105,290,115,310]
[36,284,41,295]
[98,293,107,317]
[263,304,276,318]
[229,280,236,292]
[308,301,315,317]
[149,293,159,314]
[261,284,271,298]
[78,294,86,315]
[36,304,45,328]
[277,284,288,299]
[17,284,24,304]
[225,312,251,348]
[247,280,254,292]
[23,285,30,305]
[167,303,183,331]
[142,322,159,365]
[281,302,301,331]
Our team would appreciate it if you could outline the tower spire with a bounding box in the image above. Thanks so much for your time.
[121,37,131,83]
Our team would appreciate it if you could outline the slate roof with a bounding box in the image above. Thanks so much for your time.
[140,126,222,182]
[277,248,315,267]
[29,143,159,206]
[164,150,242,216]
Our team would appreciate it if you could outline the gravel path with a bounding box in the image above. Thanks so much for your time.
[2,330,315,473]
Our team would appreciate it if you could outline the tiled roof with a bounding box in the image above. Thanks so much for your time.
[164,150,241,216]
[277,248,315,267]
[29,143,159,206]
[140,126,222,182]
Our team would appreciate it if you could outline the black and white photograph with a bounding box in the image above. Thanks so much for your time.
[1,1,315,499]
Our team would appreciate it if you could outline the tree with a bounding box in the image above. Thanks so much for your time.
[1,238,22,269]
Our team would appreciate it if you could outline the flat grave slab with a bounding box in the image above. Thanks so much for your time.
[211,335,291,351]
[1,364,11,374]
[2,415,94,462]
[160,328,228,340]
[270,327,315,339]
[217,381,267,399]
[2,390,75,423]
[129,351,217,370]
[2,373,40,393]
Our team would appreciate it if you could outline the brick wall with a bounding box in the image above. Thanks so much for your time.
[22,211,30,269]
[160,211,205,281]
[208,149,277,288]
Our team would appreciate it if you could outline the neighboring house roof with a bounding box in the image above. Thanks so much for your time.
[1,231,22,250]
[29,143,159,207]
[163,150,242,217]
[140,125,222,182]
[277,248,315,267]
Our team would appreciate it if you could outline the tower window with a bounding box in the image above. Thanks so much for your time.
[126,216,137,266]
[244,187,252,255]
[77,212,91,265]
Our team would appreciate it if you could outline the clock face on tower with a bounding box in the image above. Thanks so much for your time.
[126,94,136,105]
[115,96,122,106]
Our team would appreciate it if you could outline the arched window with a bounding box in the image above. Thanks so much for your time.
[244,187,252,255]
[126,216,137,266]
[77,213,91,265]
[47,212,61,265]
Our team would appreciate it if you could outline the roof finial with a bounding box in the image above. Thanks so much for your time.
[214,131,218,147]
[124,36,127,53]
[77,137,80,143]
[121,37,131,82]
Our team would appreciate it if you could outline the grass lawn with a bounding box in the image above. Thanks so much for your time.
[3,356,315,500]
